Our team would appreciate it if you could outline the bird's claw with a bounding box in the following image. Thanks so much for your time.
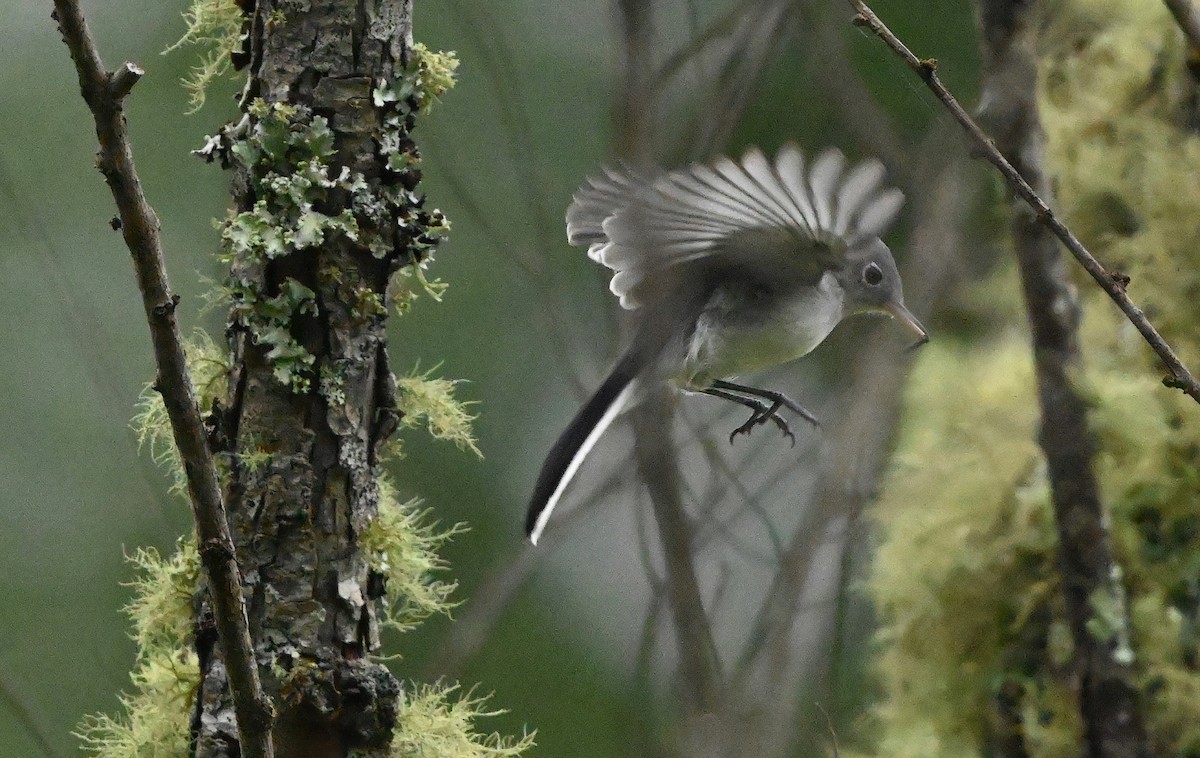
[728,404,796,447]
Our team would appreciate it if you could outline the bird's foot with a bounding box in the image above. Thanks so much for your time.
[701,382,818,446]
[728,399,795,447]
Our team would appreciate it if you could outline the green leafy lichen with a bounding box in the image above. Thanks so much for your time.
[228,277,320,393]
[374,43,459,116]
[390,259,450,316]
[218,102,358,394]
[216,97,453,393]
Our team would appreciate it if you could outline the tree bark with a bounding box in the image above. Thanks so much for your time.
[976,3,1150,756]
[194,2,427,756]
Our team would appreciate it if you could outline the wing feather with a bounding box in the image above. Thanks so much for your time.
[711,156,797,230]
[808,148,845,232]
[565,146,904,308]
[739,147,813,232]
[774,145,819,231]
[852,188,905,241]
[833,160,886,236]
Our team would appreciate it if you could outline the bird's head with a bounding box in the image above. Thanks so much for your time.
[838,238,928,346]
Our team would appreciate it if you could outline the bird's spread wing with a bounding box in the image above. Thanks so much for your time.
[566,145,904,308]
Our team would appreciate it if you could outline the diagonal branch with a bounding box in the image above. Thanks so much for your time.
[848,0,1200,405]
[50,2,274,757]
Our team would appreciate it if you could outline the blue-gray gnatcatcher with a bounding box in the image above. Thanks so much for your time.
[525,145,927,545]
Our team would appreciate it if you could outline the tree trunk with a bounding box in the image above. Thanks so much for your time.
[193,2,434,755]
[976,3,1150,755]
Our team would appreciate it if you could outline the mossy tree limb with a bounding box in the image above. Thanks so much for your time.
[192,1,440,755]
[976,2,1150,755]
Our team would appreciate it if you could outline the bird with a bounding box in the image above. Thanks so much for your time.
[525,144,927,545]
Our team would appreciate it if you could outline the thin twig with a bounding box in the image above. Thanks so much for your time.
[632,394,724,714]
[420,464,628,678]
[849,0,1200,404]
[50,3,274,756]
[648,0,762,95]
[1163,0,1200,52]
[615,0,722,719]
[687,1,795,161]
[0,667,61,758]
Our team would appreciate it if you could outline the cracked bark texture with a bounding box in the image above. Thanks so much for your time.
[976,2,1150,756]
[194,2,416,756]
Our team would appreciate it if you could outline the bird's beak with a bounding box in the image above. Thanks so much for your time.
[885,302,929,349]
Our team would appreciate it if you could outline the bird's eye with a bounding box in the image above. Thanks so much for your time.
[863,262,884,286]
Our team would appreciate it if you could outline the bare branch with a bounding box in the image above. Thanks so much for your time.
[686,2,795,160]
[648,0,762,96]
[0,666,61,758]
[977,2,1150,754]
[1163,0,1200,52]
[848,0,1200,404]
[632,393,723,715]
[50,3,274,756]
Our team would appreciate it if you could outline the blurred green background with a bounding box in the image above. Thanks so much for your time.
[0,1,980,755]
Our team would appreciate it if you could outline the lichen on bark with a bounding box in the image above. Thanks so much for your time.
[188,1,465,755]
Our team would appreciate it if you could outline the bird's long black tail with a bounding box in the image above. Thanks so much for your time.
[525,349,642,544]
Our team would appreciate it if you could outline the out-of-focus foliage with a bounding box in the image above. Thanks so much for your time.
[853,1,1200,755]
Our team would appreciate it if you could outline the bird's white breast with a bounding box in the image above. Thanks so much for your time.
[677,271,845,390]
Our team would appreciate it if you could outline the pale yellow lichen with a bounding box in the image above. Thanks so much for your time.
[164,0,245,112]
[361,477,465,632]
[76,648,198,757]
[77,543,201,757]
[123,540,201,657]
[392,683,535,758]
[130,331,230,495]
[395,365,482,458]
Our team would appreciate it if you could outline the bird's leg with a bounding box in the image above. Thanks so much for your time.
[700,387,795,446]
[709,379,822,429]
